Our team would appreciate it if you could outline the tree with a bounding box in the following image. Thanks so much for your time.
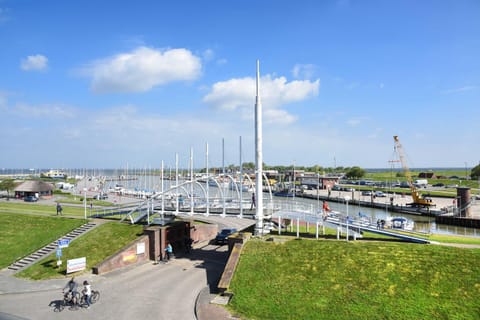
[0,179,16,199]
[471,164,480,180]
[345,166,366,179]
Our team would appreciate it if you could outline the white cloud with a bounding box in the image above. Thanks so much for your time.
[264,109,297,125]
[20,54,48,71]
[0,7,10,23]
[203,74,319,124]
[9,102,76,118]
[0,91,8,109]
[216,58,227,65]
[202,49,215,61]
[292,64,317,79]
[85,46,202,93]
[346,116,369,127]
[442,85,478,94]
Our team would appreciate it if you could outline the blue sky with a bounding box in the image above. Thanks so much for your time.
[1,0,479,170]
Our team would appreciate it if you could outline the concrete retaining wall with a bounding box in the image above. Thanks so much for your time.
[92,235,150,275]
[436,216,480,228]
[91,221,219,275]
[190,223,218,244]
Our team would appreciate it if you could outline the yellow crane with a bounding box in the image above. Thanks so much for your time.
[393,135,435,207]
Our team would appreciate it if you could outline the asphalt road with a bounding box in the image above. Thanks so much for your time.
[0,243,230,320]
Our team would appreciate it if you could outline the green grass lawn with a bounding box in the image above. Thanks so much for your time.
[276,224,480,246]
[16,221,144,279]
[229,239,480,320]
[0,213,85,269]
[0,201,88,217]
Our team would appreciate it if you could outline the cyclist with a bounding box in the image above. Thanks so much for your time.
[63,277,79,305]
[82,280,92,308]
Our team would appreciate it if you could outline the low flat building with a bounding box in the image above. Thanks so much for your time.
[14,180,54,199]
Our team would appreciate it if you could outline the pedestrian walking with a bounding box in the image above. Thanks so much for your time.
[165,242,173,261]
[56,203,63,215]
[250,192,256,210]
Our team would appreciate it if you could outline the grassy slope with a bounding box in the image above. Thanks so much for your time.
[0,202,87,217]
[229,239,480,320]
[0,213,85,268]
[17,221,144,279]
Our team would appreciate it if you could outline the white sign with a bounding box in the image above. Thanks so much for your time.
[67,257,86,274]
[136,242,145,255]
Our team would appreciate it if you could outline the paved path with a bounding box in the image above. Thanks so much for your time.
[0,243,232,320]
[0,215,255,320]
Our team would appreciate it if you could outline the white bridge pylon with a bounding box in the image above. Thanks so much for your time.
[120,172,275,224]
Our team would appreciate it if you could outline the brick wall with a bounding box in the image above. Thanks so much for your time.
[92,235,150,275]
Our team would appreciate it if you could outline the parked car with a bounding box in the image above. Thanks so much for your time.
[264,221,286,231]
[24,195,38,202]
[432,183,445,187]
[93,193,108,200]
[375,191,387,197]
[215,228,237,245]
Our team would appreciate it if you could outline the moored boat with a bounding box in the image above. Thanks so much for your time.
[387,217,414,231]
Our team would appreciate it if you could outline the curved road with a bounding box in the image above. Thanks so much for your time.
[0,243,228,320]
[0,215,255,320]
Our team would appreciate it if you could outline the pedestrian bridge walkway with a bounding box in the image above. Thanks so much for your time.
[90,194,430,244]
[270,209,430,244]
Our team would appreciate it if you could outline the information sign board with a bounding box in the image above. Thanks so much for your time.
[67,257,86,274]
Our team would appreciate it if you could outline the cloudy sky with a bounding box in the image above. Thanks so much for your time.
[0,0,479,170]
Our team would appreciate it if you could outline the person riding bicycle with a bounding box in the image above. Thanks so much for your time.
[82,280,92,308]
[63,277,79,304]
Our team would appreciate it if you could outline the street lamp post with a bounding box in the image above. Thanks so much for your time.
[83,188,87,220]
[344,196,351,241]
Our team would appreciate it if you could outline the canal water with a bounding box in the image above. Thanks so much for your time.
[103,174,480,238]
[277,195,480,237]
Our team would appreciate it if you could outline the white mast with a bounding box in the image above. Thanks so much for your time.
[161,160,164,217]
[239,136,243,219]
[205,142,209,216]
[175,153,179,216]
[190,147,194,216]
[222,138,226,217]
[255,60,264,235]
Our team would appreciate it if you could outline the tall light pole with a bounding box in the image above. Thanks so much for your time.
[254,60,264,235]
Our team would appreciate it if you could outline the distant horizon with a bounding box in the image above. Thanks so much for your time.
[0,166,476,173]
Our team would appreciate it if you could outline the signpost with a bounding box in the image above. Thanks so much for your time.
[58,239,70,248]
[56,247,63,266]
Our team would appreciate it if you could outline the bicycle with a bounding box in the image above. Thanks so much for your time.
[80,289,100,307]
[55,291,80,312]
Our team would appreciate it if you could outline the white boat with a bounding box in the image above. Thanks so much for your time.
[229,181,253,193]
[387,217,414,231]
[41,169,67,179]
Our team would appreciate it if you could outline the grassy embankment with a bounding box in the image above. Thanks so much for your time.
[277,225,480,245]
[0,201,90,218]
[0,211,143,279]
[53,189,113,206]
[229,239,480,320]
[0,213,85,269]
